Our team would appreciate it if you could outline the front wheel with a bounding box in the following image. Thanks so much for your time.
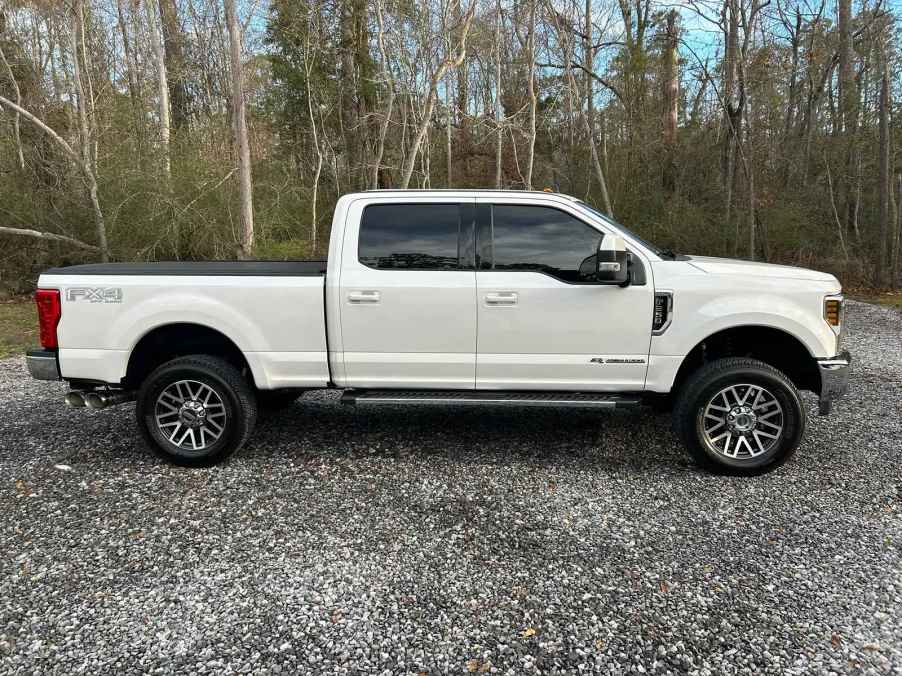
[136,354,258,467]
[673,358,806,475]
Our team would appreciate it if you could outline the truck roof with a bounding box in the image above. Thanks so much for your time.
[355,189,584,202]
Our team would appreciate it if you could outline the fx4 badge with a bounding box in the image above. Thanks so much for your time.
[590,357,646,364]
[66,287,123,304]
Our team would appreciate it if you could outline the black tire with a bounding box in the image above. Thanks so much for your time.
[673,357,806,475]
[136,354,257,467]
[256,389,303,411]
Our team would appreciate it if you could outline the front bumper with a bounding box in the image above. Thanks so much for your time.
[817,350,851,415]
[26,349,61,381]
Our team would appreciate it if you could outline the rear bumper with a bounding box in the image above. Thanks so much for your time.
[26,349,61,381]
[817,350,851,415]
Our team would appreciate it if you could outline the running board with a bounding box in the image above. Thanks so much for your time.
[341,390,642,409]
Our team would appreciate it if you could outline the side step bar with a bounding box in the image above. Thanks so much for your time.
[341,390,642,409]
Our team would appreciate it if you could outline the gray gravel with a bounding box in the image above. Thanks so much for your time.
[1,300,901,675]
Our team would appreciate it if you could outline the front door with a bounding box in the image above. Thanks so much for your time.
[339,199,477,389]
[475,201,653,391]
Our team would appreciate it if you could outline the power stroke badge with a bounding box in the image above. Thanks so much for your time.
[66,287,123,303]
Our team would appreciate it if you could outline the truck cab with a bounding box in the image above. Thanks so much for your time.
[26,190,850,475]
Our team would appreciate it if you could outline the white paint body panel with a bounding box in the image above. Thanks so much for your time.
[336,195,477,389]
[39,274,329,388]
[40,190,844,396]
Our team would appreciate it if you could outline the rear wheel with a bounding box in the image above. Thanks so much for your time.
[673,358,806,475]
[136,355,257,467]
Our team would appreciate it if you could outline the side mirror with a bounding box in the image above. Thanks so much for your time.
[596,234,630,285]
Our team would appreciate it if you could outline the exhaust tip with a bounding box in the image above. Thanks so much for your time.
[84,393,105,410]
[65,391,86,408]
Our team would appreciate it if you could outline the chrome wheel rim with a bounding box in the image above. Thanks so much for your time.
[154,380,227,452]
[701,384,784,460]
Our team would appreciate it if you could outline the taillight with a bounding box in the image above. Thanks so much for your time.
[35,289,61,349]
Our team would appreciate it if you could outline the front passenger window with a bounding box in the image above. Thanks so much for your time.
[485,205,602,283]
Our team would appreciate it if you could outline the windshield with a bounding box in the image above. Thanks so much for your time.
[575,202,668,258]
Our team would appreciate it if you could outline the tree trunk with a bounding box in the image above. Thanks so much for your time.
[877,60,890,286]
[158,0,189,130]
[524,0,537,189]
[446,72,453,186]
[114,0,142,136]
[0,43,24,170]
[494,0,503,188]
[70,0,108,262]
[662,8,678,194]
[304,24,322,253]
[225,0,254,259]
[371,0,394,189]
[837,0,854,135]
[145,0,171,185]
[894,174,902,288]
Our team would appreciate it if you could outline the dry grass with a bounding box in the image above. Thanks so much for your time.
[849,291,902,309]
[0,297,37,359]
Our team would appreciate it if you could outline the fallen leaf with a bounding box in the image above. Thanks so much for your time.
[831,633,842,648]
[521,627,536,638]
[862,642,880,651]
[466,659,480,672]
[595,639,605,650]
[660,581,670,593]
[479,662,491,673]
[15,479,28,496]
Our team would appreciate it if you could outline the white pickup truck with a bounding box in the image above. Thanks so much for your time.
[26,190,850,474]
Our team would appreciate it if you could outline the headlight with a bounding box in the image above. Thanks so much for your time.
[824,295,844,350]
[824,298,842,326]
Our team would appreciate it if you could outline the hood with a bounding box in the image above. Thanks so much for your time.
[686,255,837,283]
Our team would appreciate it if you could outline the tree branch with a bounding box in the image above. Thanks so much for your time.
[0,226,100,251]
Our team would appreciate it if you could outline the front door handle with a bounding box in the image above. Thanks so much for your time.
[484,291,518,306]
[348,290,381,304]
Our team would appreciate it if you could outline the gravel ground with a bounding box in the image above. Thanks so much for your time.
[1,300,900,675]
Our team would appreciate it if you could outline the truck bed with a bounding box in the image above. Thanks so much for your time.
[44,260,328,276]
[40,260,330,389]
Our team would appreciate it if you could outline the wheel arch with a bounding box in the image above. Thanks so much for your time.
[671,324,820,396]
[125,323,257,388]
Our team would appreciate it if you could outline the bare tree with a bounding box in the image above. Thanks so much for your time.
[662,9,679,194]
[0,93,108,257]
[876,57,890,285]
[224,0,254,258]
[494,0,504,188]
[70,0,108,261]
[371,0,395,189]
[0,42,24,170]
[158,0,190,130]
[524,0,537,189]
[145,0,172,184]
[399,0,476,190]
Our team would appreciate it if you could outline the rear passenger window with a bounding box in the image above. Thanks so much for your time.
[359,204,466,270]
[485,205,602,282]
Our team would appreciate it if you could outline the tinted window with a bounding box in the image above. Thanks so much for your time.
[486,205,602,282]
[359,204,465,270]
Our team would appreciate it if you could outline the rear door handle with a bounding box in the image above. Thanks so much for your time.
[484,291,518,306]
[348,290,381,304]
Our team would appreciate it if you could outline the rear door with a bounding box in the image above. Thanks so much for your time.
[475,200,653,391]
[338,198,477,389]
